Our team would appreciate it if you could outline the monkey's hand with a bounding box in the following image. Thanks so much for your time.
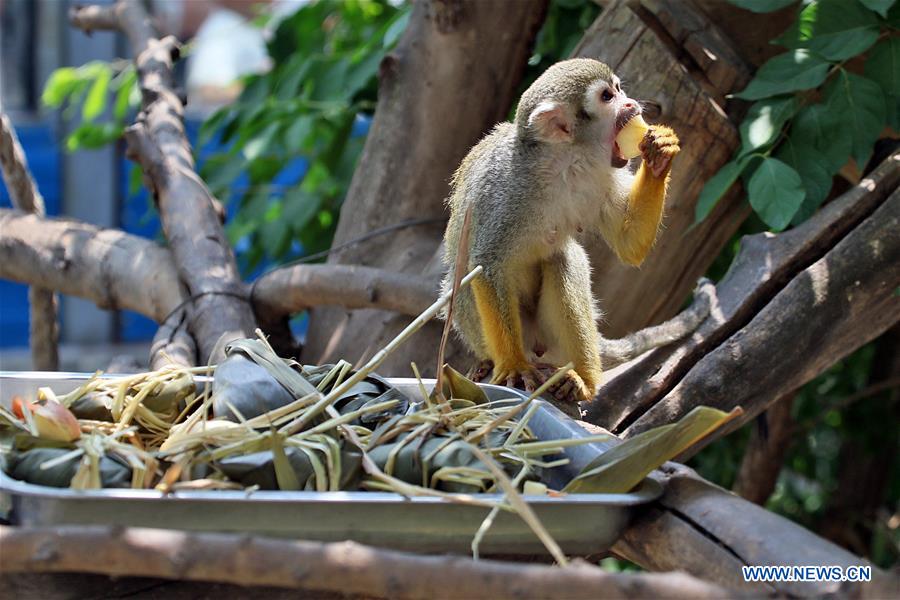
[640,125,680,179]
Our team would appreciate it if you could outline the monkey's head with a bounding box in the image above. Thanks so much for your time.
[514,58,640,168]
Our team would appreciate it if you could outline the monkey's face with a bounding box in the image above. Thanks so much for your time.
[523,72,641,169]
[581,75,641,168]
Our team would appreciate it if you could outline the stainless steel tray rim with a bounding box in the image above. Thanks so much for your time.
[0,470,661,505]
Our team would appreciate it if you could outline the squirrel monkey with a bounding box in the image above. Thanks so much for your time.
[442,58,680,405]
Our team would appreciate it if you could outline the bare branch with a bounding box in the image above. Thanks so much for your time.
[0,210,185,323]
[69,1,255,363]
[253,264,438,319]
[0,525,737,599]
[733,392,796,504]
[0,114,58,370]
[150,308,196,369]
[0,209,439,327]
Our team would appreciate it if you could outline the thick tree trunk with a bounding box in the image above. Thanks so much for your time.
[302,0,549,375]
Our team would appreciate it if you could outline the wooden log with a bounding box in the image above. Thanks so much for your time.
[0,525,738,600]
[613,463,897,598]
[0,114,59,370]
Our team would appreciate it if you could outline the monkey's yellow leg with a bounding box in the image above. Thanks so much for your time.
[538,242,603,400]
[470,276,539,388]
[612,125,679,266]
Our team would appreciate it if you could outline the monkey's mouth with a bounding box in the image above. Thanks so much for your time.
[611,142,628,169]
[612,107,640,169]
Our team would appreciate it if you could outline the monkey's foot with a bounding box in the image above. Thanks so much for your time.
[467,359,494,383]
[489,364,546,393]
[529,366,590,419]
[641,125,680,178]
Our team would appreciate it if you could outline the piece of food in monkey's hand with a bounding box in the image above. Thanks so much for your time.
[615,114,650,160]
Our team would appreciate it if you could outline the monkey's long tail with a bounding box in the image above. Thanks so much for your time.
[597,278,716,368]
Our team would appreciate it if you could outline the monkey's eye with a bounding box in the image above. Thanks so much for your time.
[601,89,614,103]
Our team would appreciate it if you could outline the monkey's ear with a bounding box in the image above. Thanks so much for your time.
[527,101,574,143]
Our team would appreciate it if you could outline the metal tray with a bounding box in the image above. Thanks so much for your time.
[0,371,661,554]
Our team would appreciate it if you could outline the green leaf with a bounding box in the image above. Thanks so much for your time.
[284,115,315,154]
[282,186,321,231]
[564,407,741,494]
[728,0,797,12]
[739,96,799,154]
[775,138,834,224]
[735,50,830,100]
[823,70,886,167]
[259,212,292,259]
[775,0,880,60]
[747,157,805,230]
[82,64,112,121]
[243,123,281,161]
[790,103,853,173]
[113,68,137,122]
[41,68,81,107]
[438,365,490,405]
[864,37,900,131]
[65,123,123,151]
[270,433,301,491]
[383,9,410,48]
[203,153,246,194]
[694,155,756,223]
[859,0,896,17]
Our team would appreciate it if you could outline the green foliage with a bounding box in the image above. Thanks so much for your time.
[702,0,897,231]
[41,60,139,151]
[202,0,407,271]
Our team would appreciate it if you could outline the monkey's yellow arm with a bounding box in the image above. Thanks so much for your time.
[609,125,680,266]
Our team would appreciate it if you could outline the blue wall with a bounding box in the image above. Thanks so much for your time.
[0,124,61,347]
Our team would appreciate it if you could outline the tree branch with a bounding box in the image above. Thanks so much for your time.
[612,463,895,598]
[0,210,185,322]
[732,392,796,504]
[0,114,58,370]
[588,152,900,446]
[252,264,439,318]
[0,525,736,599]
[0,210,442,329]
[69,1,255,363]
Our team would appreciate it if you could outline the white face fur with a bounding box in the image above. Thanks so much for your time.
[583,75,625,143]
[526,74,640,156]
